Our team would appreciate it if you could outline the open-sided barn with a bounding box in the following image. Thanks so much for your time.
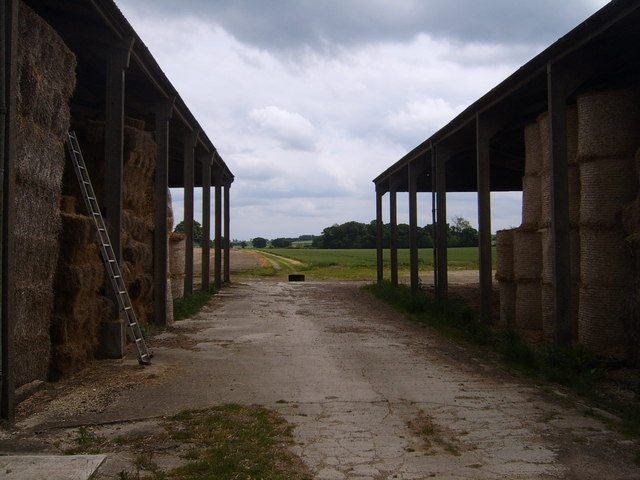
[0,0,234,419]
[373,0,640,363]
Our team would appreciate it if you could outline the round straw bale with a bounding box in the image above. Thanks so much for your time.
[521,174,541,228]
[539,164,580,227]
[168,189,174,232]
[515,281,542,331]
[123,210,152,241]
[496,229,515,281]
[170,233,187,276]
[171,276,185,300]
[524,122,542,175]
[540,227,580,284]
[60,213,93,246]
[580,226,633,287]
[513,227,542,281]
[579,156,636,229]
[539,105,579,171]
[577,89,640,160]
[123,240,152,271]
[578,284,629,356]
[498,280,516,327]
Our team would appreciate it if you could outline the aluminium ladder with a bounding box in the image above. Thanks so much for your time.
[66,130,152,365]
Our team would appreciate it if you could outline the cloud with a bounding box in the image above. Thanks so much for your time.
[118,0,610,55]
[248,106,317,151]
[114,0,608,239]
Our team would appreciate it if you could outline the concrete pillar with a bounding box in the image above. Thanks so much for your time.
[408,162,422,293]
[152,98,174,326]
[201,153,212,293]
[224,180,231,284]
[183,130,198,296]
[375,186,384,283]
[476,114,495,320]
[1,0,18,420]
[389,179,398,286]
[435,145,448,300]
[214,168,223,289]
[547,62,572,345]
[100,36,134,359]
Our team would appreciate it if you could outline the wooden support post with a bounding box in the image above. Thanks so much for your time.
[375,186,384,284]
[214,168,223,289]
[476,114,495,320]
[100,36,134,359]
[152,98,174,326]
[435,144,448,300]
[183,130,198,296]
[224,180,231,284]
[409,161,424,293]
[389,178,399,286]
[1,0,18,420]
[547,62,572,345]
[201,153,212,293]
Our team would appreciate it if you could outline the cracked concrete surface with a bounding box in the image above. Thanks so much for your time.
[7,279,640,479]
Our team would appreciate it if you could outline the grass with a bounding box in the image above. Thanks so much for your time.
[246,247,494,280]
[65,404,311,479]
[364,280,640,440]
[173,285,219,321]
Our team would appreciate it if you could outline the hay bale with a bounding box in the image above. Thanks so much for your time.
[495,229,515,281]
[578,284,629,356]
[168,189,174,232]
[521,174,541,228]
[580,226,633,287]
[579,156,636,229]
[16,4,76,136]
[170,233,186,276]
[498,280,516,327]
[539,105,579,168]
[577,89,640,160]
[540,227,580,284]
[540,164,580,227]
[524,122,542,175]
[513,227,542,282]
[515,281,542,331]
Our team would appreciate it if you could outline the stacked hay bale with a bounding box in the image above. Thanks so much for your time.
[497,122,543,334]
[622,149,640,364]
[122,120,156,326]
[13,4,76,386]
[170,232,186,299]
[495,229,515,327]
[577,89,640,357]
[538,107,580,341]
[50,199,111,379]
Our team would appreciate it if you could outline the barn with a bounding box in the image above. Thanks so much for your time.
[0,0,234,419]
[373,0,640,363]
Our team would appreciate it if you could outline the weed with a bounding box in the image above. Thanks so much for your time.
[64,426,104,455]
[173,291,213,321]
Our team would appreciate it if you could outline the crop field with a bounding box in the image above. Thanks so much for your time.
[248,247,495,280]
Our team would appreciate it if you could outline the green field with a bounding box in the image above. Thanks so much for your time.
[248,247,495,280]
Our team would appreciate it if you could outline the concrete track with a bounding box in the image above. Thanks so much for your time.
[5,279,640,479]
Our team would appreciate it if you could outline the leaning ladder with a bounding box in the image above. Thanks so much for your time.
[66,131,152,365]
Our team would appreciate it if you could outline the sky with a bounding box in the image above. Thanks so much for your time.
[115,0,610,241]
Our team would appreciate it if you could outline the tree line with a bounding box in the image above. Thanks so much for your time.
[311,217,478,249]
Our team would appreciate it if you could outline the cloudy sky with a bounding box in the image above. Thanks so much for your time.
[116,0,609,241]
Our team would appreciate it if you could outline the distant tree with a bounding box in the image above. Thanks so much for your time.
[240,241,247,249]
[252,237,268,248]
[271,238,292,248]
[174,220,203,245]
[448,216,478,247]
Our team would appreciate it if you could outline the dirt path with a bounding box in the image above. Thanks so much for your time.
[3,280,640,479]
